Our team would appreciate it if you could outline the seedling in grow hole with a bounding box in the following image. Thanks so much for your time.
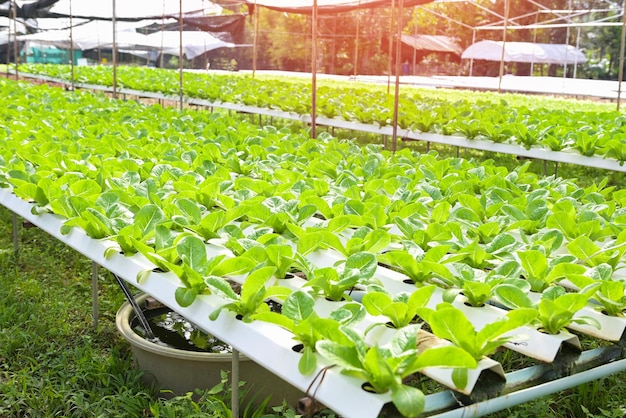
[101,203,166,256]
[393,215,454,251]
[287,223,392,258]
[59,190,135,240]
[416,303,537,361]
[494,285,600,335]
[239,243,315,280]
[447,234,520,270]
[517,249,587,292]
[243,196,317,235]
[362,284,436,329]
[519,228,564,254]
[588,280,626,317]
[567,230,626,270]
[206,266,292,323]
[500,189,550,235]
[253,290,364,375]
[185,205,249,241]
[137,234,257,308]
[442,261,525,308]
[546,199,614,242]
[304,252,379,301]
[567,264,626,317]
[316,324,476,418]
[378,245,453,285]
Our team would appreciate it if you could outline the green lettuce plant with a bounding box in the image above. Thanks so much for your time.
[416,303,537,360]
[287,223,391,258]
[253,290,364,374]
[378,245,453,285]
[494,285,601,335]
[566,264,626,317]
[136,235,257,308]
[206,266,292,323]
[566,230,626,269]
[304,252,380,302]
[361,284,436,329]
[442,261,525,307]
[239,243,315,280]
[316,324,477,418]
[517,249,587,292]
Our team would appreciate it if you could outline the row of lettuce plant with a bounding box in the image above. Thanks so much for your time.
[4,76,625,321]
[14,63,626,165]
[2,78,626,416]
[3,76,623,324]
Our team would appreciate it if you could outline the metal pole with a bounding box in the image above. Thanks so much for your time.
[392,0,404,152]
[5,1,11,77]
[531,22,537,75]
[179,0,184,111]
[311,0,318,139]
[498,0,509,93]
[12,213,18,254]
[11,0,18,79]
[252,1,259,78]
[91,261,99,329]
[411,6,418,75]
[231,348,240,418]
[617,0,626,111]
[469,30,476,76]
[112,0,118,98]
[387,0,395,94]
[563,0,572,78]
[330,16,337,74]
[573,26,581,79]
[69,0,75,90]
[353,11,360,77]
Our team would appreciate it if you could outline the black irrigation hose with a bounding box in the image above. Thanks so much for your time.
[112,272,156,341]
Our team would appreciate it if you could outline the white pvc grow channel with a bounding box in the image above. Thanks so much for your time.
[0,188,389,418]
[3,185,626,417]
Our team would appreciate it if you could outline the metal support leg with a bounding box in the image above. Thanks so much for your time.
[92,261,99,330]
[232,348,240,418]
[12,212,18,254]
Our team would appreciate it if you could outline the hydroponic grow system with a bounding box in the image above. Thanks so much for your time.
[3,1,626,417]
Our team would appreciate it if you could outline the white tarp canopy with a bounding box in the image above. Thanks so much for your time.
[1,16,28,42]
[462,40,586,65]
[18,20,150,50]
[17,20,234,58]
[145,31,233,59]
